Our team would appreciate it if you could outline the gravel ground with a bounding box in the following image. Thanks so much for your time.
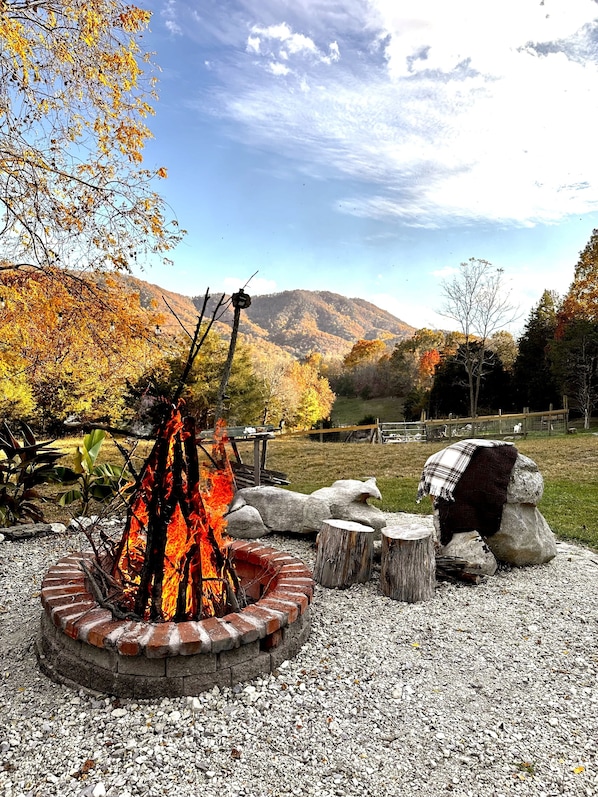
[1,518,597,797]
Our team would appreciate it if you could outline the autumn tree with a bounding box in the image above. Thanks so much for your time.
[438,258,518,419]
[148,329,265,429]
[334,338,392,399]
[0,270,166,430]
[0,1,182,276]
[550,230,598,427]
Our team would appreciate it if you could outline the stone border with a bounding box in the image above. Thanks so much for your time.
[36,540,314,698]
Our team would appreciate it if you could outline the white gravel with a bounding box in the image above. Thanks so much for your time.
[1,517,597,797]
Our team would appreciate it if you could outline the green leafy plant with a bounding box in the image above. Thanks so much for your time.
[52,429,133,516]
[0,421,63,526]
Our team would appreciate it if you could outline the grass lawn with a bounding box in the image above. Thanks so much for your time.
[330,396,404,424]
[32,429,598,551]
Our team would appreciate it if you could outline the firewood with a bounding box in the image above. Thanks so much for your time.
[435,555,486,585]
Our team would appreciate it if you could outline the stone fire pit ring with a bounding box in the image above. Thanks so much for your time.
[37,540,314,699]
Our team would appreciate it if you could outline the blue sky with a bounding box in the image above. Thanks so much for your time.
[136,0,598,333]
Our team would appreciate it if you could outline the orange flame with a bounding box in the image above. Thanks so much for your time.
[111,407,240,622]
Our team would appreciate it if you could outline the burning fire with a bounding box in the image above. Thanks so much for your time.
[111,405,242,622]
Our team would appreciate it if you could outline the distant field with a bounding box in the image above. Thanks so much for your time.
[330,396,404,424]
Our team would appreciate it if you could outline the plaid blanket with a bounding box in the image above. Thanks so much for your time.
[416,439,515,502]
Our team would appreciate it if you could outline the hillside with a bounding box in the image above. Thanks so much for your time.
[116,276,415,358]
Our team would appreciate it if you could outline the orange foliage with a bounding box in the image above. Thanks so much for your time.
[0,1,183,274]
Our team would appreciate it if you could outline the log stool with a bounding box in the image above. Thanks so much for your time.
[380,525,435,603]
[313,519,374,588]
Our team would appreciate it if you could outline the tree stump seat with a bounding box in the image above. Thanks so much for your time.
[313,519,374,589]
[380,524,435,603]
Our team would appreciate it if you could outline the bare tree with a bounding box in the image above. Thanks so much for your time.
[439,258,518,420]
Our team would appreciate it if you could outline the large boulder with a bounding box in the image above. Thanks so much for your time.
[487,504,557,566]
[225,504,269,539]
[506,454,544,505]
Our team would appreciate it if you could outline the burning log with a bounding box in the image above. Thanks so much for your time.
[110,404,245,622]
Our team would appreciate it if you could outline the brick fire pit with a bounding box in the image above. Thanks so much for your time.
[36,540,314,698]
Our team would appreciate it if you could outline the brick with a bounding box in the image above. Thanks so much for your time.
[230,651,272,685]
[37,629,59,662]
[116,622,153,656]
[177,621,211,655]
[218,640,260,668]
[89,668,138,698]
[40,610,57,639]
[200,617,238,653]
[72,608,114,642]
[42,591,84,613]
[166,651,218,677]
[232,610,266,638]
[183,668,232,694]
[52,601,96,630]
[276,590,310,613]
[55,650,91,690]
[117,654,166,677]
[87,618,129,649]
[261,629,283,651]
[259,597,298,624]
[134,676,186,700]
[242,605,284,635]
[145,623,180,658]
[220,612,261,644]
[51,628,83,658]
[277,578,314,600]
[41,583,88,597]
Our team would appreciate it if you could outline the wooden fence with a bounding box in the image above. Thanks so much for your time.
[280,408,570,444]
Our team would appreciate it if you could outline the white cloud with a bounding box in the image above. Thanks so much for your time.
[268,61,291,76]
[175,0,598,228]
[245,21,342,76]
[161,0,182,35]
[431,267,459,278]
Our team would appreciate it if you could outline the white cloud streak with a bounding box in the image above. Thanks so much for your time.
[183,0,598,228]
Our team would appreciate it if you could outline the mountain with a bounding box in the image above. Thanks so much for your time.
[117,276,416,358]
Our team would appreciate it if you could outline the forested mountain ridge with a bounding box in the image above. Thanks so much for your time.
[118,277,415,358]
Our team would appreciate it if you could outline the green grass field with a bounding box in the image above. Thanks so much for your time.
[329,396,404,424]
[40,428,598,551]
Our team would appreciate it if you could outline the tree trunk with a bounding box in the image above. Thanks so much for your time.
[314,520,374,589]
[380,525,435,603]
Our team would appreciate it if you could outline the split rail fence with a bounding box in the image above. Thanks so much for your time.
[281,408,570,444]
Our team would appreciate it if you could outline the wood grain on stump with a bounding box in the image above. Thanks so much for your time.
[380,525,435,603]
[313,519,374,589]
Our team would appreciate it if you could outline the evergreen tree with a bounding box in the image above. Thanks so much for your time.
[512,290,560,411]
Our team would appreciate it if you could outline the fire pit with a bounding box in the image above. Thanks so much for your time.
[36,404,314,697]
[37,540,313,698]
